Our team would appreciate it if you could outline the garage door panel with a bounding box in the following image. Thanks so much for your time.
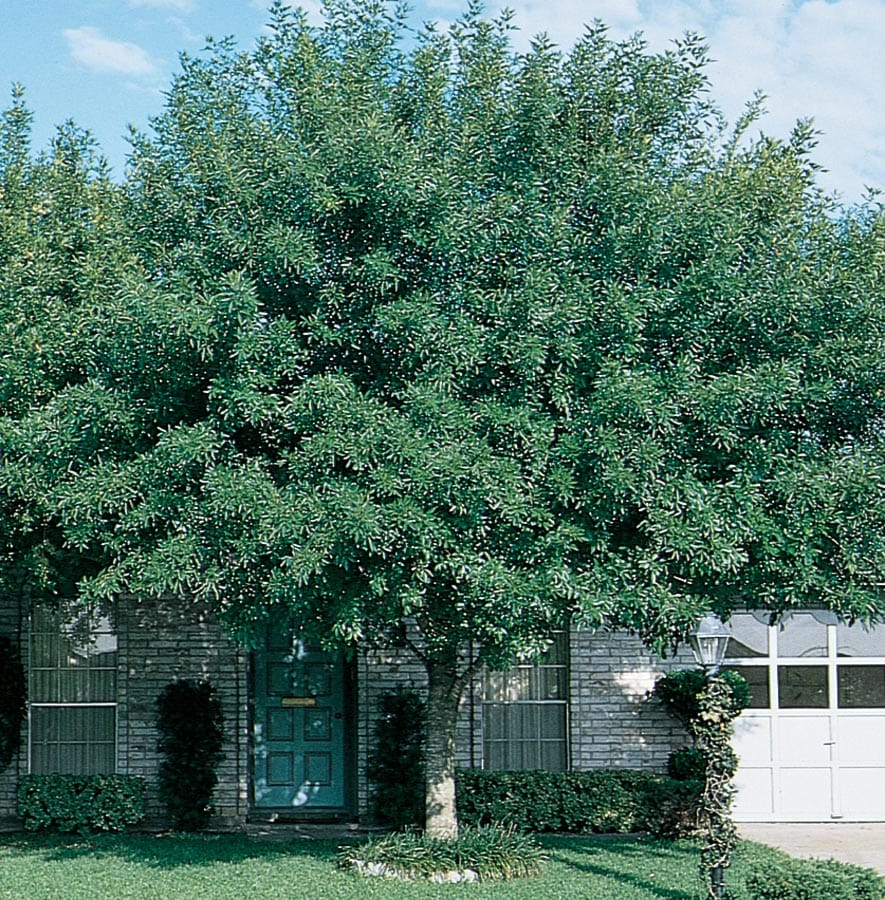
[838,717,885,763]
[778,768,832,820]
[733,716,772,763]
[839,768,885,820]
[778,716,832,764]
[733,768,774,820]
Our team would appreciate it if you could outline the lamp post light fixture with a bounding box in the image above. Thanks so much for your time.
[690,612,731,674]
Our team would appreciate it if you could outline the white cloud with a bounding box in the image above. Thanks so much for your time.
[64,26,159,77]
[128,0,196,11]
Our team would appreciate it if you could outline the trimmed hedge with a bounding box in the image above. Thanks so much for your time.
[744,855,882,900]
[456,769,703,837]
[17,774,146,834]
[367,686,426,828]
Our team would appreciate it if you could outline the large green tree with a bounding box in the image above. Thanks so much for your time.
[1,1,884,835]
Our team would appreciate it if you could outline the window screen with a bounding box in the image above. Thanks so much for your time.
[482,633,568,771]
[29,606,117,775]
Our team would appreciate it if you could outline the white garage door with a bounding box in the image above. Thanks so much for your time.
[726,611,885,822]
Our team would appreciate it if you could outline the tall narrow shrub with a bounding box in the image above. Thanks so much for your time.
[367,686,426,828]
[0,635,25,772]
[156,679,224,831]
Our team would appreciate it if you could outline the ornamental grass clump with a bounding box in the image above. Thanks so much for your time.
[339,826,546,882]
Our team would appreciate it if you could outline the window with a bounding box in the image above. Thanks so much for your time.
[481,633,568,771]
[777,665,829,709]
[838,666,885,708]
[723,613,885,710]
[29,605,117,775]
[723,665,770,708]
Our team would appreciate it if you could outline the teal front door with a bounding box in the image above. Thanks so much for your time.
[253,627,348,810]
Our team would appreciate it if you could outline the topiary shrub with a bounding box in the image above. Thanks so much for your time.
[156,679,224,831]
[367,686,426,828]
[0,635,25,772]
[744,855,882,900]
[17,774,145,833]
[654,668,750,732]
[668,745,707,781]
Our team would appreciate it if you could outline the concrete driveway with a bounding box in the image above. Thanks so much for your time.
[738,823,885,875]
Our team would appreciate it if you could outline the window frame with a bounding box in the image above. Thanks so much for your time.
[480,631,570,772]
[27,604,119,776]
[724,612,885,711]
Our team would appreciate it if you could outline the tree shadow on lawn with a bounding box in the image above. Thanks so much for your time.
[539,835,700,900]
[0,832,343,869]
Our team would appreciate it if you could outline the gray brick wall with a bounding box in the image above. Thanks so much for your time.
[0,596,249,828]
[116,598,249,827]
[0,594,698,826]
[568,630,695,773]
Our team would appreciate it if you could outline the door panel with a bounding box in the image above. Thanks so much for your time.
[253,628,347,809]
[779,767,832,819]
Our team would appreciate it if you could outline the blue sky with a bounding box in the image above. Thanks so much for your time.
[1,0,883,202]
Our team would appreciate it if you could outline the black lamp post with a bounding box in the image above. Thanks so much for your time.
[690,612,732,900]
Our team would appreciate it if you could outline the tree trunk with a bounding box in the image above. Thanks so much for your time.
[424,655,464,839]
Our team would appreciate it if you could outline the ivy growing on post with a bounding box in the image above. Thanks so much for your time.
[691,676,746,900]
[656,669,750,899]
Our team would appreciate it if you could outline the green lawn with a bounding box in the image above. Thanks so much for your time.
[0,832,791,899]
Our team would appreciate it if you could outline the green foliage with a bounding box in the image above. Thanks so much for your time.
[668,746,708,782]
[654,668,751,731]
[156,679,224,831]
[338,826,546,882]
[367,686,426,828]
[17,774,146,833]
[743,855,882,900]
[0,635,25,772]
[455,769,702,838]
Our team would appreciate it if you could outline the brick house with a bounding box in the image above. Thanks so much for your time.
[1,595,883,827]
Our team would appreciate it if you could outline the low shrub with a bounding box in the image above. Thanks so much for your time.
[743,855,882,900]
[456,768,702,838]
[339,825,546,882]
[17,774,146,833]
[156,679,224,831]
